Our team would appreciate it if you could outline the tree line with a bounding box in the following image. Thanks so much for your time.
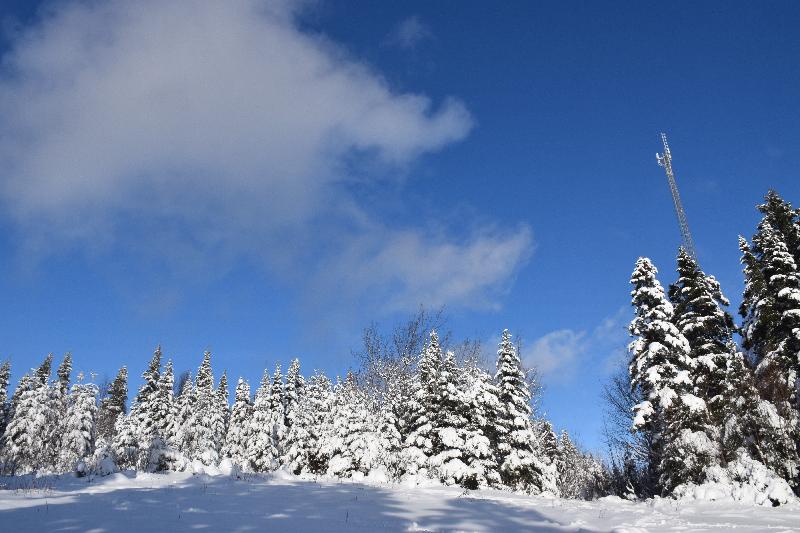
[0,324,605,498]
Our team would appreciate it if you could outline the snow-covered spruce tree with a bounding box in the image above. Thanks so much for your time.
[214,371,230,456]
[112,413,139,470]
[402,331,443,477]
[556,430,609,499]
[758,190,800,266]
[388,355,417,449]
[35,353,53,386]
[628,257,715,495]
[428,349,500,489]
[287,370,333,474]
[557,430,581,498]
[59,374,99,474]
[96,366,128,443]
[282,359,304,465]
[128,346,162,470]
[36,353,72,471]
[721,347,799,483]
[669,250,738,427]
[56,353,73,391]
[458,358,502,488]
[495,329,551,494]
[327,371,373,477]
[155,360,176,447]
[1,374,44,473]
[0,360,10,438]
[190,350,222,465]
[372,397,403,479]
[536,420,561,495]
[428,349,464,484]
[173,374,196,457]
[267,364,286,462]
[222,377,252,466]
[248,369,277,472]
[740,225,800,491]
[743,224,800,414]
[284,359,303,430]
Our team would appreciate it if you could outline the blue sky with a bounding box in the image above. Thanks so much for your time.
[1,0,799,453]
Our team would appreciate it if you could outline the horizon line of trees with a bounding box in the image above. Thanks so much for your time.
[0,326,606,499]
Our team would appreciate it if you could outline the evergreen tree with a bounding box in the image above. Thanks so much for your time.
[537,420,561,495]
[284,359,303,432]
[2,373,50,473]
[248,369,277,472]
[0,360,10,438]
[738,193,800,490]
[749,224,800,411]
[191,350,221,465]
[222,377,252,466]
[282,359,306,467]
[373,398,403,479]
[155,360,176,445]
[173,374,196,456]
[721,348,799,482]
[327,371,372,477]
[757,190,800,265]
[428,349,481,487]
[669,249,736,427]
[402,331,443,476]
[130,346,172,470]
[112,413,139,470]
[56,353,73,391]
[288,371,333,475]
[458,360,502,488]
[628,257,711,494]
[59,374,98,473]
[267,364,286,461]
[215,371,230,454]
[96,366,128,442]
[557,430,582,499]
[663,250,733,489]
[495,329,550,493]
[35,353,53,385]
[37,353,68,469]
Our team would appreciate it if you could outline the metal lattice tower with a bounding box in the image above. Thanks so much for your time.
[656,133,697,260]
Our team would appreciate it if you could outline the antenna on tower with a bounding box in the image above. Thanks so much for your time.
[656,133,697,261]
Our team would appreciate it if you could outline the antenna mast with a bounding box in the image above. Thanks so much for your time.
[656,133,697,260]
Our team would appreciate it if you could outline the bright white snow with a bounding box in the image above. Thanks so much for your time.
[1,470,798,532]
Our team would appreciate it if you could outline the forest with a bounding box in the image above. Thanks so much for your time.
[0,189,799,506]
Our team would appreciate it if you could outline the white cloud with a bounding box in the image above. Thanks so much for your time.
[521,308,628,382]
[0,0,532,316]
[386,16,432,50]
[524,329,587,380]
[313,224,533,313]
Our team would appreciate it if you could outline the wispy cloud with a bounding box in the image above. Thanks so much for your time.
[386,16,432,50]
[0,0,532,319]
[521,308,629,383]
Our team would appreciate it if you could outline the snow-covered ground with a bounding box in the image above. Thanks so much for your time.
[1,471,798,532]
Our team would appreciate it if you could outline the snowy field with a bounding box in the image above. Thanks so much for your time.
[1,471,798,532]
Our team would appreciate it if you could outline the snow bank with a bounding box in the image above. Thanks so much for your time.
[673,450,797,506]
[2,470,798,532]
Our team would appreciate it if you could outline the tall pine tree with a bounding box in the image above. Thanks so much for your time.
[248,369,277,472]
[96,366,128,443]
[222,377,252,466]
[495,329,551,494]
[59,374,98,473]
[628,257,704,495]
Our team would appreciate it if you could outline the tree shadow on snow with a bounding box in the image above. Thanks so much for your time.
[0,473,589,532]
